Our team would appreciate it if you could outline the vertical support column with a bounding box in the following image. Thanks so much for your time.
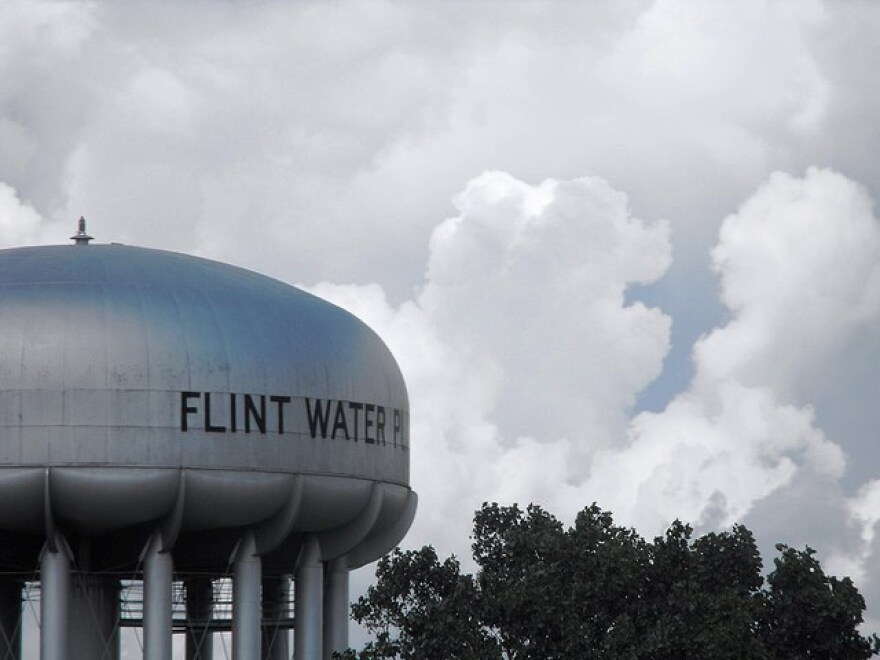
[0,580,21,660]
[40,532,70,660]
[233,532,261,660]
[322,560,348,660]
[294,536,322,660]
[143,534,173,660]
[261,577,289,660]
[185,578,213,660]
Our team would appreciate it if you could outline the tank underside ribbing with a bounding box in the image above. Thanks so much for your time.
[0,473,416,660]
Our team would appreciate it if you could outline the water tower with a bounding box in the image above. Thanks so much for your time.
[0,222,416,659]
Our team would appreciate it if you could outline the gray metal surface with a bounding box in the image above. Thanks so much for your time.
[143,534,172,660]
[0,244,413,550]
[295,536,323,660]
[323,559,349,658]
[233,533,261,660]
[39,535,69,660]
[0,244,408,476]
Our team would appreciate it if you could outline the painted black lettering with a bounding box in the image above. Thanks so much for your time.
[181,391,200,432]
[305,398,331,438]
[244,394,266,434]
[204,392,226,433]
[229,393,237,433]
[364,403,375,444]
[271,395,291,434]
[331,401,350,440]
[376,406,386,445]
[348,402,363,441]
[393,409,401,447]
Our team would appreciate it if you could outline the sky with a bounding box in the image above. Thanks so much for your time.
[3,0,880,651]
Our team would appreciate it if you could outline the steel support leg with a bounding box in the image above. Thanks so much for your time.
[233,532,261,660]
[40,533,70,660]
[322,560,348,660]
[294,536,322,660]
[144,534,173,660]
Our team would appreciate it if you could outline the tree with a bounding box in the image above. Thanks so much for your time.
[635,522,768,659]
[761,544,877,659]
[348,546,499,659]
[341,503,880,659]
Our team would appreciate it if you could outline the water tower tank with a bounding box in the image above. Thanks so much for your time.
[0,231,416,660]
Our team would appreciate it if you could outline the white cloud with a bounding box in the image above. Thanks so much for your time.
[592,381,842,533]
[699,168,880,392]
[421,171,671,443]
[587,167,880,543]
[0,182,43,247]
[307,171,672,556]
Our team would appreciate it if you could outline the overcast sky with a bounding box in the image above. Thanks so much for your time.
[4,0,880,650]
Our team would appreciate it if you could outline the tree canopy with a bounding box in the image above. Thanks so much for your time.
[340,502,879,659]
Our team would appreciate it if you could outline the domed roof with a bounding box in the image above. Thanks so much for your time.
[0,243,407,408]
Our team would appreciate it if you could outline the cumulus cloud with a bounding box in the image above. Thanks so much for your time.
[421,172,671,443]
[593,381,843,534]
[0,182,43,247]
[589,167,880,544]
[699,168,880,392]
[308,170,672,554]
[576,168,880,602]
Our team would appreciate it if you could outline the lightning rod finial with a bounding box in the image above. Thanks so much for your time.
[70,217,93,245]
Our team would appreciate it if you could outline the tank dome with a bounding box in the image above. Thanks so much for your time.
[0,243,414,571]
